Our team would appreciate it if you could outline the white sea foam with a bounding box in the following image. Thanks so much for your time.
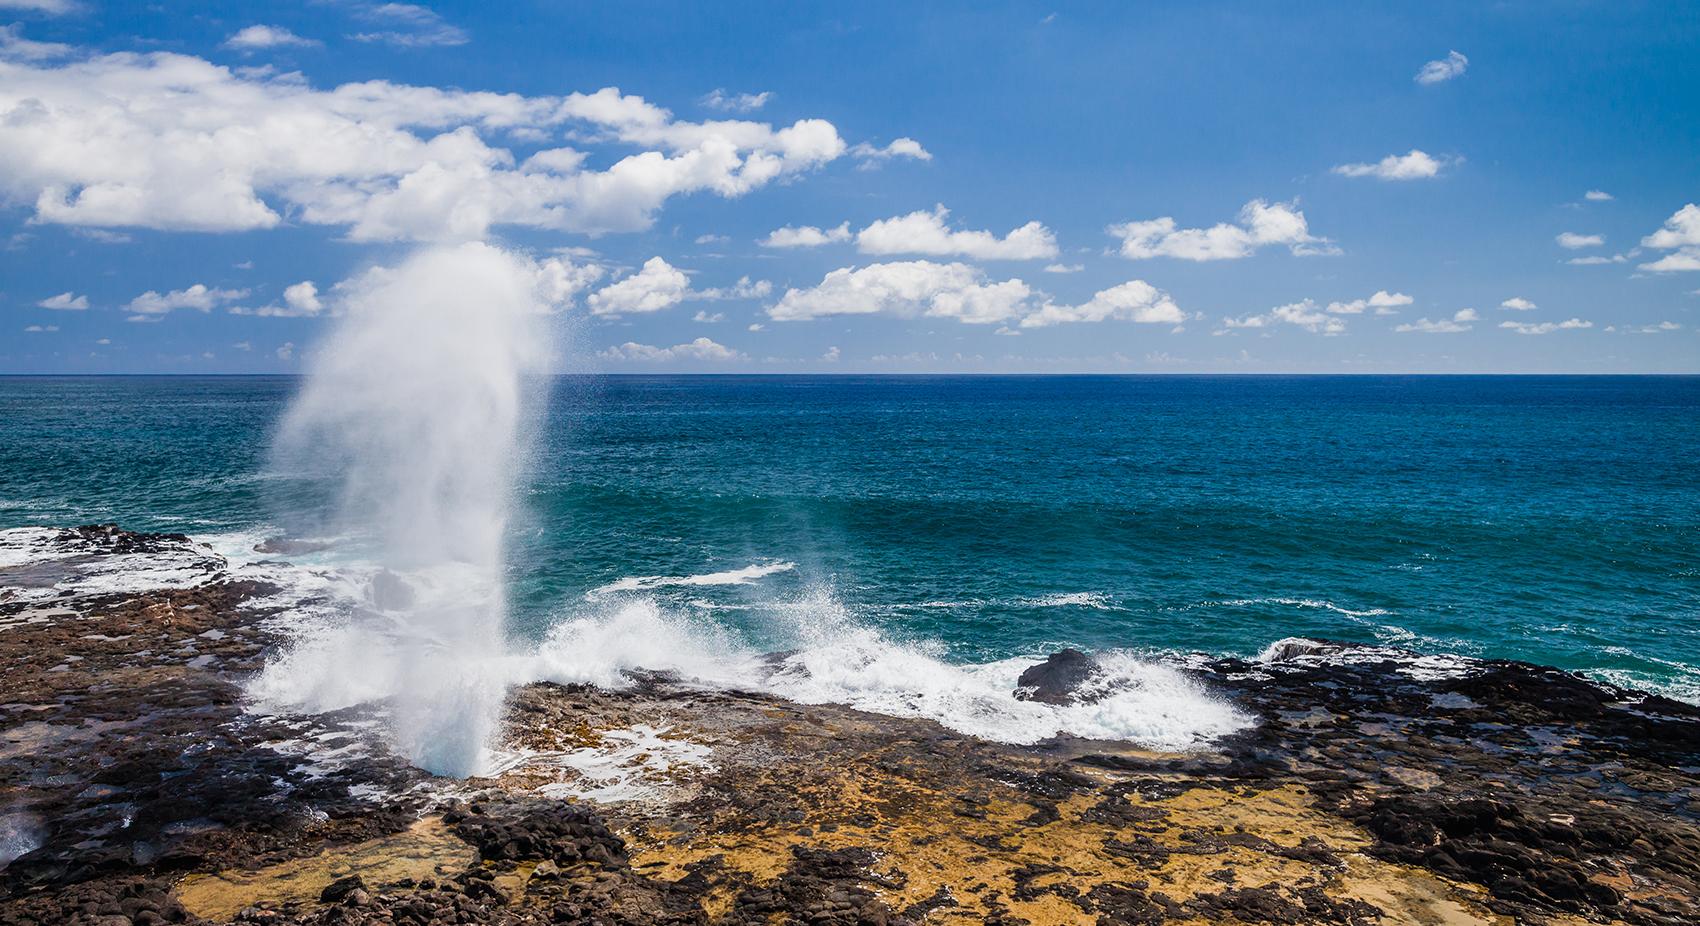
[586,561,796,599]
[1019,592,1123,610]
[1216,597,1392,619]
[495,724,715,803]
[528,586,1251,752]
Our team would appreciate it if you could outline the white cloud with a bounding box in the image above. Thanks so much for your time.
[1326,290,1412,315]
[231,279,331,317]
[701,89,771,113]
[691,275,771,301]
[224,25,319,50]
[1500,297,1537,311]
[850,137,932,167]
[72,227,129,243]
[1331,149,1450,180]
[694,233,728,245]
[276,341,295,360]
[1622,321,1682,334]
[1395,308,1478,333]
[0,23,71,60]
[23,323,59,332]
[821,346,840,362]
[692,310,723,323]
[1566,254,1629,266]
[600,337,743,363]
[0,0,80,15]
[233,340,252,351]
[1020,280,1184,328]
[588,257,690,316]
[1223,299,1345,335]
[1557,232,1604,249]
[769,260,1182,329]
[126,283,247,317]
[0,53,850,240]
[1108,199,1334,261]
[1043,263,1083,274]
[94,337,109,345]
[1638,203,1700,272]
[348,3,468,48]
[1500,318,1592,335]
[760,222,851,248]
[37,290,87,309]
[855,205,1058,260]
[770,261,1030,325]
[1415,51,1468,85]
[1584,190,1613,202]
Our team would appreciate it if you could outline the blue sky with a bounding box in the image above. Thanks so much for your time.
[1,1,1697,373]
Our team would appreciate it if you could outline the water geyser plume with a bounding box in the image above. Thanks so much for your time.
[261,242,555,777]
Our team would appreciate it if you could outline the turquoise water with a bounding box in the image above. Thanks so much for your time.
[2,374,1697,701]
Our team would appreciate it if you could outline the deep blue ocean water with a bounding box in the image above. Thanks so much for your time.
[2,374,1697,701]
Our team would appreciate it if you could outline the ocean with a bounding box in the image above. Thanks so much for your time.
[2,374,1697,735]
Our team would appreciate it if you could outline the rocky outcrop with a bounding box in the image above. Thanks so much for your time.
[3,526,1698,925]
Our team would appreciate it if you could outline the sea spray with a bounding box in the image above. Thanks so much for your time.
[256,242,558,777]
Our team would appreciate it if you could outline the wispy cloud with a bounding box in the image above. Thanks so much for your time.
[347,3,469,47]
[701,89,772,113]
[1415,50,1468,85]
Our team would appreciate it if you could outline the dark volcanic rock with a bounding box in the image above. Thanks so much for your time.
[1014,648,1101,704]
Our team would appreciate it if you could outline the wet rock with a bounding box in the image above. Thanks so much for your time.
[1013,648,1101,704]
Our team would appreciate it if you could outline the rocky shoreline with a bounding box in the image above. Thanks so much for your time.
[3,526,1697,925]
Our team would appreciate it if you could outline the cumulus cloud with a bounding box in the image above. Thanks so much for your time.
[1500,318,1592,335]
[1584,190,1613,202]
[1500,297,1537,311]
[1108,199,1334,261]
[1223,299,1345,335]
[600,337,743,363]
[1331,149,1450,180]
[0,53,852,240]
[347,3,468,48]
[1638,203,1700,272]
[1415,51,1468,85]
[1557,232,1604,249]
[855,205,1058,260]
[768,260,1182,329]
[587,257,690,315]
[1566,253,1629,266]
[230,279,331,317]
[37,290,87,309]
[694,233,728,245]
[850,137,932,167]
[126,283,247,319]
[584,259,765,316]
[1325,290,1412,315]
[1395,308,1478,333]
[224,25,319,50]
[276,342,294,360]
[1044,263,1083,274]
[23,323,58,332]
[701,89,771,113]
[770,261,1030,325]
[760,222,851,248]
[1020,280,1184,328]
